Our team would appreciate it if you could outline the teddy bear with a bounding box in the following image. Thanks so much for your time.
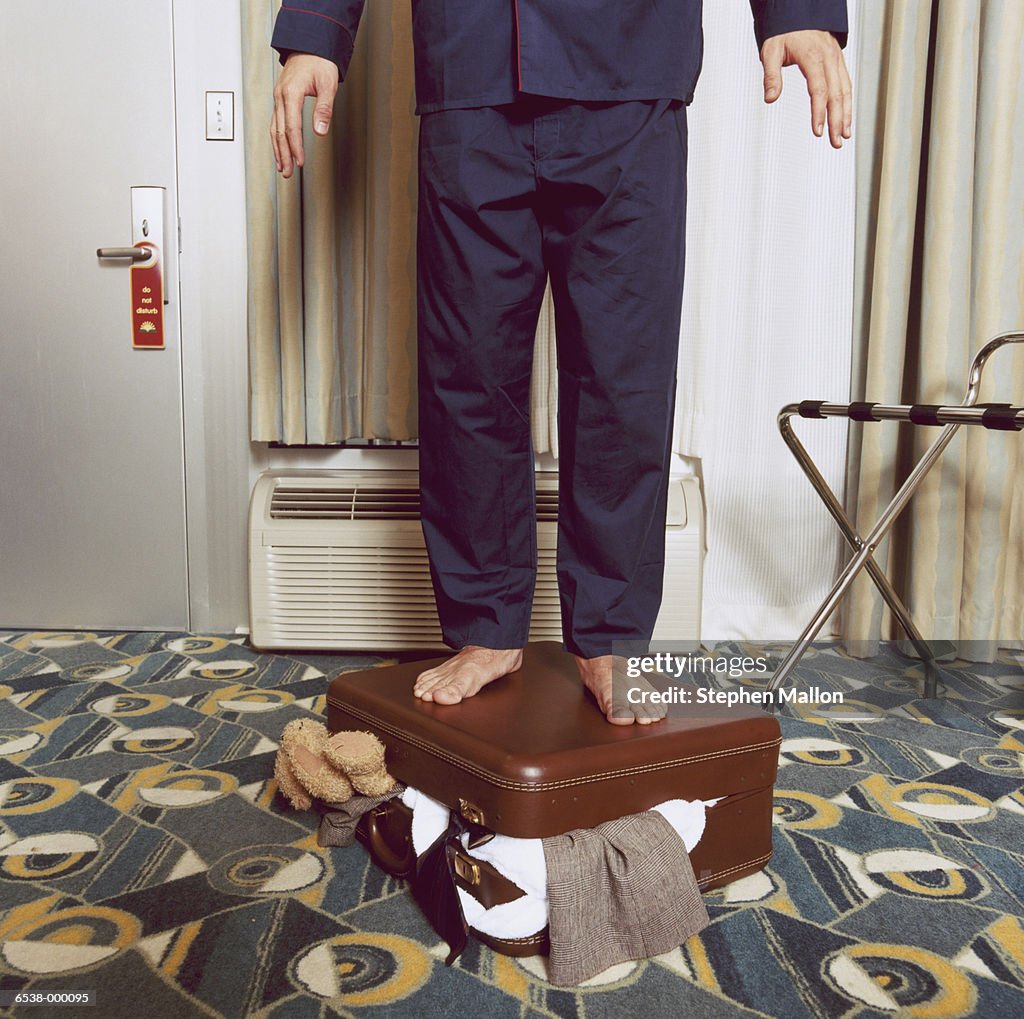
[274,718,395,809]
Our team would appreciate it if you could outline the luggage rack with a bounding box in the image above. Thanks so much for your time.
[766,330,1024,706]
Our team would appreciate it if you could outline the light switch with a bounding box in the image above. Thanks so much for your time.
[205,91,234,141]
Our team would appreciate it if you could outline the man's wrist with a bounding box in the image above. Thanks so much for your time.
[749,0,849,52]
[271,10,353,76]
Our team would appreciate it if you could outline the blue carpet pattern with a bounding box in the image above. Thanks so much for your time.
[0,631,1021,1018]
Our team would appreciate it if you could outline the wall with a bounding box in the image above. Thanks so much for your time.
[174,0,252,632]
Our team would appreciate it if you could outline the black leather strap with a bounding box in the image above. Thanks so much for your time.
[909,404,943,426]
[848,401,879,422]
[410,812,470,966]
[980,404,1023,431]
[797,400,827,419]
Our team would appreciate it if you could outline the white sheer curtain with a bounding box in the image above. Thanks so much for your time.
[675,0,857,640]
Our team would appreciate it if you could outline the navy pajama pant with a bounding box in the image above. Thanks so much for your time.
[416,95,688,658]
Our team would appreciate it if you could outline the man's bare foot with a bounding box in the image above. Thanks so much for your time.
[574,654,668,726]
[413,645,523,704]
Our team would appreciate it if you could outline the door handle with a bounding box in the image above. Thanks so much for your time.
[96,246,155,262]
[96,187,167,309]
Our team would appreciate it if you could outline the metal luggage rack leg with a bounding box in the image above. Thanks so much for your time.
[766,330,1024,707]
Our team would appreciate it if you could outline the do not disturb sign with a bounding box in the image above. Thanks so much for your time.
[130,242,164,349]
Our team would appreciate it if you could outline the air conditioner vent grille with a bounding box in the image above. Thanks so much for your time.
[271,484,561,521]
[536,491,558,523]
[271,486,420,520]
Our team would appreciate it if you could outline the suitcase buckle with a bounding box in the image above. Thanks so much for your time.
[452,850,481,886]
[458,798,486,826]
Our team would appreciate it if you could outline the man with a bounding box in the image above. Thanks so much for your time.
[270,1,851,724]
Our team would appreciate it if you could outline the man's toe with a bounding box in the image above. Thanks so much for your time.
[641,700,668,722]
[431,679,467,704]
[607,710,638,726]
[414,665,451,695]
[607,696,638,725]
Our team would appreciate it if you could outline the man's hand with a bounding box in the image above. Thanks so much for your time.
[270,53,340,178]
[761,30,852,148]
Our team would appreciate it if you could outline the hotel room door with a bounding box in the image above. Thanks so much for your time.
[0,1,189,630]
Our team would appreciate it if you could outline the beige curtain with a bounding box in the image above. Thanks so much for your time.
[844,0,1024,658]
[242,1,559,448]
[243,0,415,442]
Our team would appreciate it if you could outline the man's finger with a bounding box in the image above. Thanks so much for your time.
[313,75,338,135]
[824,54,844,148]
[314,104,332,136]
[761,37,784,102]
[273,87,291,177]
[840,57,853,139]
[270,88,284,172]
[283,83,306,171]
[275,88,295,178]
[269,120,280,173]
[802,54,828,138]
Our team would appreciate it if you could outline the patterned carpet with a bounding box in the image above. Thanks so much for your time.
[0,631,1021,1018]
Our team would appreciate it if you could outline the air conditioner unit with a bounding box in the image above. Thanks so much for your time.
[249,469,703,651]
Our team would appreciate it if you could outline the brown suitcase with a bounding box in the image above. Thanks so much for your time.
[328,641,781,888]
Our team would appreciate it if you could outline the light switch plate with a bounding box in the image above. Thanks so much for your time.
[205,91,234,141]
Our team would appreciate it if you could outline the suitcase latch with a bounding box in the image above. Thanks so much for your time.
[452,850,481,886]
[458,798,486,826]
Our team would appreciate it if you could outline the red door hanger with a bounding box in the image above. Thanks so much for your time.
[130,241,164,349]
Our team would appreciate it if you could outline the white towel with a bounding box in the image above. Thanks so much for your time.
[653,796,721,852]
[400,786,450,857]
